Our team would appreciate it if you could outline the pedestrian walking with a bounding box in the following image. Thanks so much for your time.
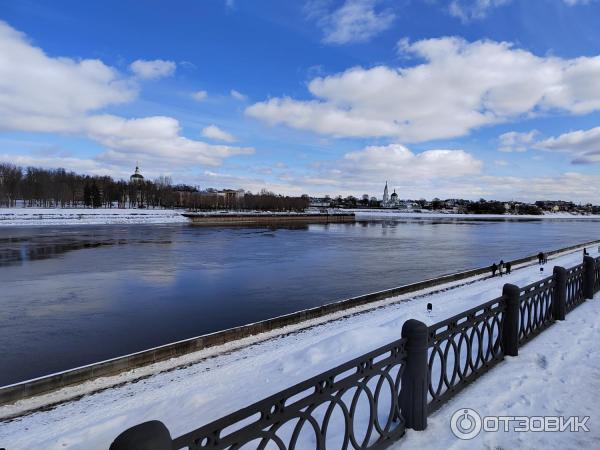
[537,252,543,265]
[499,260,504,277]
[584,248,588,256]
[506,261,511,274]
[491,262,497,277]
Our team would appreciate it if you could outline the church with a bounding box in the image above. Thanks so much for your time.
[130,164,144,183]
[382,181,400,208]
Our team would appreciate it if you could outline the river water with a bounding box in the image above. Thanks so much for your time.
[1,217,599,385]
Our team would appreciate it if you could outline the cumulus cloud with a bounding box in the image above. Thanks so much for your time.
[535,126,600,164]
[230,89,247,101]
[201,125,237,142]
[86,115,252,166]
[129,59,176,79]
[306,0,395,44]
[247,37,600,142]
[289,144,483,196]
[0,21,136,133]
[498,130,538,152]
[0,21,253,171]
[192,90,208,101]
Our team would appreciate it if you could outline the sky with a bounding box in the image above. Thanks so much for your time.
[1,0,600,202]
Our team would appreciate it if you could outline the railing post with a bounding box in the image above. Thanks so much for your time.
[400,319,428,431]
[553,266,567,321]
[110,421,172,450]
[502,284,520,357]
[583,256,595,300]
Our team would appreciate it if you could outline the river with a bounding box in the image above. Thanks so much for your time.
[1,217,599,385]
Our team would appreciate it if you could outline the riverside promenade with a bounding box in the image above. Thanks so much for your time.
[0,246,597,449]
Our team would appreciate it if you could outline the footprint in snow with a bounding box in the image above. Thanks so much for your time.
[536,354,548,369]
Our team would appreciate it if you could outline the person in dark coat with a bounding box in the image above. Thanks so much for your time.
[584,248,588,256]
[538,252,543,265]
[506,261,512,274]
[491,262,498,277]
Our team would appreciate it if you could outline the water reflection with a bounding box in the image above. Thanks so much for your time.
[1,218,600,385]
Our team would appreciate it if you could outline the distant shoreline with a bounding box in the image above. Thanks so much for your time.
[1,207,600,227]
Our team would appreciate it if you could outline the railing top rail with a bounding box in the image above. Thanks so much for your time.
[519,275,555,295]
[427,295,505,340]
[172,336,407,446]
[567,263,584,275]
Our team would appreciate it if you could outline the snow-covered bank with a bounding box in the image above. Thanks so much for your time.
[0,247,596,449]
[352,209,600,220]
[392,291,600,450]
[2,207,598,227]
[0,208,188,226]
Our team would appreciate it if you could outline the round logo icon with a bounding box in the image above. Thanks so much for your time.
[450,408,482,440]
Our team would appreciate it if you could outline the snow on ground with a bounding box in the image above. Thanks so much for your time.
[352,209,600,220]
[392,290,600,450]
[0,248,596,449]
[2,207,599,227]
[0,208,188,226]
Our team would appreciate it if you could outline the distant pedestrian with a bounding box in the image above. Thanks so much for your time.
[491,262,498,277]
[542,252,548,264]
[584,248,589,256]
[537,252,543,265]
[499,260,504,277]
[506,261,512,274]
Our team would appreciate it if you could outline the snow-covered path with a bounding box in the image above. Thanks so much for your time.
[0,208,187,226]
[0,248,595,449]
[393,287,600,450]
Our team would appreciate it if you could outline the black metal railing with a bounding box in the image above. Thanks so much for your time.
[111,253,598,450]
[565,263,585,312]
[426,297,504,413]
[594,257,600,294]
[171,338,408,450]
[518,276,555,344]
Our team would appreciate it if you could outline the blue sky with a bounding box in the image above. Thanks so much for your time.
[2,0,600,201]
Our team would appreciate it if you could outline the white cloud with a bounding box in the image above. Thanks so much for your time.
[129,59,176,80]
[306,0,395,45]
[498,130,538,152]
[192,90,208,101]
[0,21,253,172]
[494,159,509,166]
[535,126,600,163]
[448,0,593,23]
[449,0,511,22]
[0,21,136,133]
[291,144,483,195]
[230,89,247,101]
[86,115,252,167]
[201,125,237,142]
[247,37,600,142]
[239,142,600,202]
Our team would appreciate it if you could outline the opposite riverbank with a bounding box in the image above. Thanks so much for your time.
[2,207,600,226]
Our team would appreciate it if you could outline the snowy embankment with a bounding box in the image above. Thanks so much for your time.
[352,209,600,220]
[0,208,187,226]
[0,248,597,449]
[393,292,600,450]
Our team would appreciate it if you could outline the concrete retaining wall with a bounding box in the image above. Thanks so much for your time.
[1,238,599,406]
[183,213,355,225]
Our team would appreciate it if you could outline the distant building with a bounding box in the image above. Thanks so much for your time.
[130,164,144,183]
[382,182,401,208]
[383,181,389,205]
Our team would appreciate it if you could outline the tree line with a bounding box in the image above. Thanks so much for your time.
[0,163,309,211]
